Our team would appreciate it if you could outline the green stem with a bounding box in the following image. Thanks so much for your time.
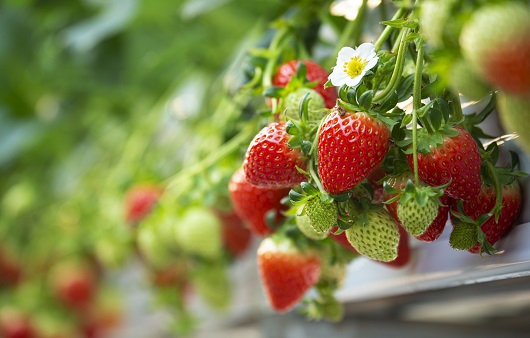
[411,43,424,186]
[164,123,256,191]
[450,91,464,122]
[309,162,326,196]
[373,28,410,103]
[374,8,408,51]
[262,27,290,88]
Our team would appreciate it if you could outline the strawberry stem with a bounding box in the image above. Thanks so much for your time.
[374,8,408,51]
[411,42,424,186]
[164,123,257,192]
[373,28,410,104]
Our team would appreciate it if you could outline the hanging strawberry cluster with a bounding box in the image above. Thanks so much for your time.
[225,0,528,319]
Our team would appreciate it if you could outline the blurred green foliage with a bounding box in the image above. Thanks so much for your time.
[0,0,292,265]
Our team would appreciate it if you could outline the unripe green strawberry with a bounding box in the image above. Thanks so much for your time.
[296,214,328,240]
[397,198,438,236]
[345,208,399,262]
[284,88,326,121]
[449,222,478,251]
[301,197,337,237]
[449,58,492,101]
[460,3,530,97]
[192,262,231,311]
[420,0,457,48]
[318,254,347,289]
[174,207,222,259]
[497,92,530,155]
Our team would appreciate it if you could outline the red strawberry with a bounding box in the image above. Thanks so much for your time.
[49,259,98,311]
[450,180,522,254]
[460,2,530,97]
[228,168,289,236]
[318,107,391,194]
[0,308,36,338]
[124,184,163,225]
[0,247,22,288]
[329,226,358,253]
[384,173,451,242]
[216,210,253,257]
[244,122,306,189]
[407,126,482,201]
[273,60,338,108]
[257,236,321,313]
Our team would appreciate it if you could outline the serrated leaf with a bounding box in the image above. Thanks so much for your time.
[415,190,429,207]
[403,32,420,42]
[324,78,334,88]
[333,193,351,202]
[337,218,352,230]
[403,19,419,29]
[299,92,311,121]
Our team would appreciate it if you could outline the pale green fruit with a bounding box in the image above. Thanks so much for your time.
[284,88,326,121]
[497,92,530,155]
[397,198,438,236]
[174,207,222,259]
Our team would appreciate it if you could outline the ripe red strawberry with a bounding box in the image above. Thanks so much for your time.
[318,107,391,194]
[273,60,338,108]
[0,247,22,288]
[244,122,306,189]
[450,180,522,254]
[460,2,530,97]
[257,236,321,313]
[384,173,450,242]
[124,184,163,225]
[407,126,482,201]
[49,259,98,311]
[0,308,36,338]
[216,210,253,257]
[228,168,289,236]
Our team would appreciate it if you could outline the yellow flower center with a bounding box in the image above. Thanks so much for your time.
[343,56,367,78]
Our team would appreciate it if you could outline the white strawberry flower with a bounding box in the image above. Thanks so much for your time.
[328,42,378,87]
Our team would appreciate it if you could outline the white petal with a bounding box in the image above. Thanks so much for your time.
[336,46,356,64]
[356,42,376,60]
[365,56,378,71]
[345,75,363,87]
[329,70,350,86]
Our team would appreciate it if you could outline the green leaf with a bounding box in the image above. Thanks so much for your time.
[263,86,285,98]
[301,182,319,196]
[358,90,373,111]
[380,18,408,28]
[333,193,351,202]
[396,74,415,102]
[285,120,300,135]
[301,140,312,155]
[377,91,399,113]
[324,78,334,88]
[289,190,306,203]
[429,108,443,131]
[288,135,303,148]
[403,32,420,42]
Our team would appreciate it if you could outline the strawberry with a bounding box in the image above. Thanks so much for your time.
[229,168,289,236]
[124,184,163,226]
[407,126,482,201]
[318,107,391,194]
[283,88,326,122]
[497,92,530,155]
[0,247,22,288]
[460,2,530,97]
[273,60,338,109]
[329,226,358,253]
[257,235,321,313]
[296,197,337,240]
[49,259,98,311]
[381,225,411,268]
[345,207,400,262]
[216,210,252,257]
[384,173,450,242]
[244,121,306,189]
[450,180,522,254]
[174,207,222,259]
[0,308,36,338]
[191,262,231,311]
